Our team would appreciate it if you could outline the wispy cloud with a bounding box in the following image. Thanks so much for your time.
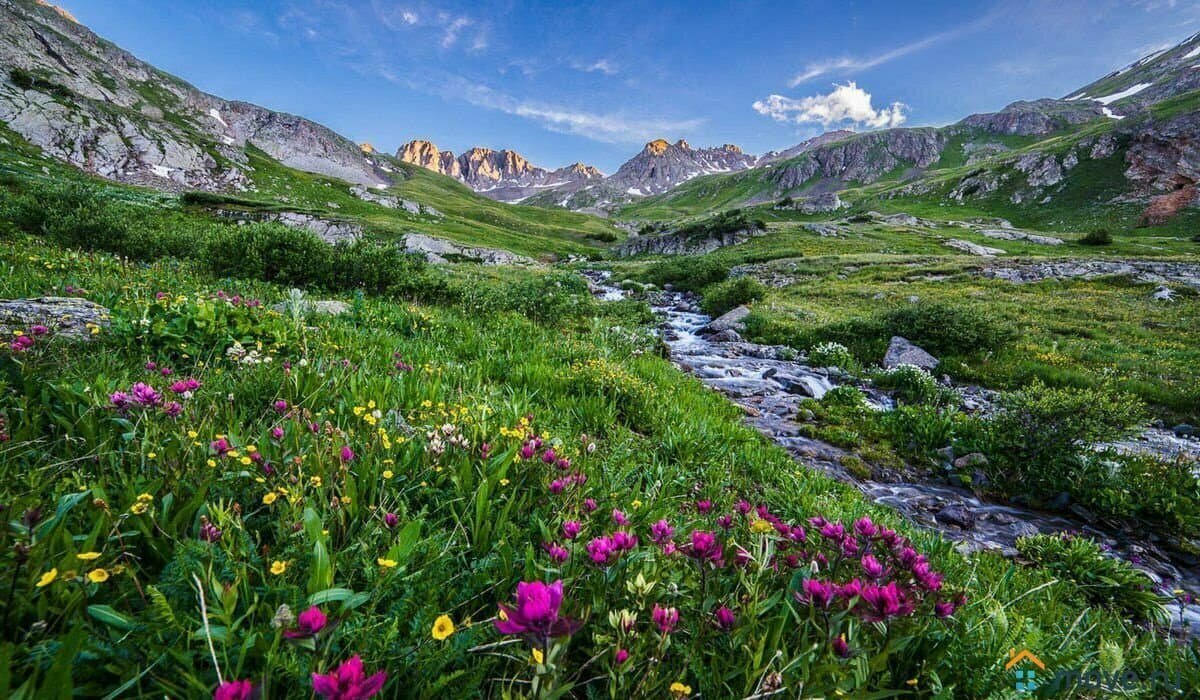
[753,82,907,130]
[577,59,618,75]
[378,69,701,144]
[788,9,1000,86]
[440,14,472,48]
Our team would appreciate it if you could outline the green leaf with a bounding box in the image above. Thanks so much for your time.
[308,588,355,606]
[88,604,135,631]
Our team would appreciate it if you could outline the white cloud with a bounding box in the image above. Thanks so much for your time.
[581,59,618,75]
[441,16,471,48]
[788,10,999,86]
[753,82,907,129]
[401,10,418,24]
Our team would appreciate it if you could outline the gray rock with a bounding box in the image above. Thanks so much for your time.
[882,336,939,371]
[0,297,110,340]
[936,446,956,463]
[981,260,1200,291]
[400,233,535,266]
[1152,285,1175,301]
[704,305,752,334]
[944,239,1006,256]
[936,504,977,530]
[1173,424,1195,438]
[709,329,742,343]
[971,470,991,489]
[979,229,1064,246]
[953,453,989,470]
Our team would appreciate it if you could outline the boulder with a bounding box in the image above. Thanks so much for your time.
[703,305,751,334]
[0,297,110,340]
[400,233,534,266]
[944,239,1005,256]
[709,329,742,343]
[882,336,939,371]
[935,504,976,530]
[953,452,989,470]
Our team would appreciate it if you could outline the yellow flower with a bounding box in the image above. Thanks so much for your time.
[270,560,288,575]
[137,493,153,502]
[240,456,252,466]
[750,519,774,534]
[147,452,157,460]
[631,499,643,509]
[431,614,456,641]
[263,492,278,505]
[669,682,692,697]
[76,551,102,561]
[499,478,510,487]
[382,470,394,480]
[36,568,58,587]
[207,459,217,468]
[531,647,544,664]
[87,569,110,583]
[309,476,323,487]
[129,502,149,515]
[340,496,351,505]
[377,558,398,568]
[187,430,198,439]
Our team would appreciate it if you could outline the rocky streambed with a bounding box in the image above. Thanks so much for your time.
[585,271,1200,635]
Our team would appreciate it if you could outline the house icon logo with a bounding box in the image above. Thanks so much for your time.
[1005,648,1047,693]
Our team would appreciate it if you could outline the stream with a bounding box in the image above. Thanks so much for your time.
[586,271,1200,635]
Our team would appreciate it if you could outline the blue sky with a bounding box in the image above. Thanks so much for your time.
[63,0,1200,172]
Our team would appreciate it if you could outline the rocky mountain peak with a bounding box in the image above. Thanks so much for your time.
[644,139,671,156]
[720,144,742,154]
[359,142,374,154]
[675,139,692,150]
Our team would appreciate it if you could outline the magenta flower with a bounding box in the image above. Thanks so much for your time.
[611,509,629,526]
[541,448,556,464]
[286,606,328,639]
[735,499,752,515]
[857,582,914,622]
[652,604,679,634]
[853,516,878,538]
[911,560,943,591]
[611,530,638,551]
[130,383,162,407]
[549,479,566,495]
[695,500,713,514]
[519,441,536,460]
[199,520,222,543]
[163,401,183,418]
[684,530,722,565]
[339,445,355,463]
[542,542,570,563]
[713,606,736,631]
[383,512,399,529]
[10,335,35,352]
[614,648,629,665]
[935,600,956,618]
[819,521,846,540]
[832,636,853,658]
[109,391,132,410]
[586,536,619,565]
[860,554,885,579]
[211,438,232,456]
[214,679,256,700]
[270,426,284,441]
[311,655,386,700]
[561,520,582,540]
[170,378,201,394]
[798,578,837,609]
[583,498,598,512]
[273,399,288,414]
[650,519,674,544]
[838,578,864,601]
[494,579,582,644]
[716,514,734,530]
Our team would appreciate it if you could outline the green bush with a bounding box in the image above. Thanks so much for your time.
[871,365,957,407]
[880,302,1011,357]
[808,341,860,373]
[204,222,334,287]
[1079,228,1113,246]
[701,276,765,316]
[983,380,1145,499]
[641,256,729,293]
[1016,534,1166,622]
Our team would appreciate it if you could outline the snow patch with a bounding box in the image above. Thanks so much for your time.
[208,108,228,128]
[1185,45,1200,60]
[1066,92,1087,101]
[150,164,173,178]
[1101,106,1124,120]
[1093,82,1152,105]
[372,183,387,190]
[626,187,644,196]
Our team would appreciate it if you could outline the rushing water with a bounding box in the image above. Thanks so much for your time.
[586,271,1200,635]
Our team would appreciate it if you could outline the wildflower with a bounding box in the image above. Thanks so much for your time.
[311,655,387,700]
[199,518,222,543]
[263,492,278,505]
[130,383,162,407]
[339,445,355,463]
[583,498,598,512]
[684,530,723,565]
[614,648,629,665]
[285,606,328,638]
[611,530,638,551]
[129,501,149,515]
[911,560,944,591]
[377,558,397,568]
[542,542,570,563]
[272,604,296,629]
[652,604,679,634]
[211,438,232,456]
[798,578,836,609]
[548,479,566,495]
[716,514,734,530]
[586,536,619,566]
[695,500,713,514]
[77,551,101,561]
[274,400,288,414]
[854,516,878,538]
[30,325,49,336]
[493,579,582,644]
[860,554,885,579]
[36,568,57,587]
[431,614,456,641]
[109,391,132,410]
[163,401,183,418]
[214,679,256,700]
[749,519,774,534]
[935,600,956,618]
[169,378,201,395]
[531,647,544,664]
[650,519,674,544]
[87,569,110,583]
[857,582,914,622]
[832,635,853,658]
[819,521,846,540]
[9,335,35,352]
[383,512,399,529]
[561,520,582,540]
[270,560,288,575]
[669,681,692,697]
[713,606,736,631]
[270,426,284,441]
[541,448,557,464]
[611,508,629,526]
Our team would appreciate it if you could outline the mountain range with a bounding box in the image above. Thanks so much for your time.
[1,0,1197,227]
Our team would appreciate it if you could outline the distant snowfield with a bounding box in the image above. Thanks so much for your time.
[1101,106,1124,120]
[1185,45,1200,60]
[208,108,228,128]
[1094,82,1152,105]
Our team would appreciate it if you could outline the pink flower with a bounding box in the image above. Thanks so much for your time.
[211,438,232,456]
[819,521,845,540]
[541,449,557,464]
[713,606,736,631]
[311,655,386,700]
[170,378,201,394]
[383,512,399,529]
[130,382,162,407]
[716,514,734,530]
[832,636,853,658]
[214,679,256,700]
[519,442,536,460]
[285,606,328,639]
[684,530,722,565]
[270,426,284,441]
[695,500,713,514]
[561,520,582,540]
[493,579,582,644]
[935,600,956,618]
[614,648,629,665]
[735,499,752,515]
[586,536,619,565]
[860,554,885,579]
[853,516,878,538]
[199,520,222,543]
[273,400,288,414]
[650,519,674,544]
[109,391,132,410]
[583,498,598,512]
[911,560,943,591]
[611,530,638,551]
[651,604,679,634]
[798,578,837,609]
[29,325,49,336]
[542,542,569,563]
[163,401,183,418]
[857,582,914,622]
[339,445,355,463]
[611,509,629,526]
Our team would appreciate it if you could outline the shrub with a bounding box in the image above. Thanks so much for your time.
[808,341,860,373]
[1016,534,1166,622]
[879,302,1011,357]
[983,380,1145,499]
[871,365,957,407]
[204,222,334,287]
[1079,228,1113,246]
[700,276,765,316]
[327,240,425,294]
[641,256,729,293]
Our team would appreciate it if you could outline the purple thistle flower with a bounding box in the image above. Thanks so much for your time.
[713,606,736,631]
[130,382,162,407]
[286,606,328,639]
[542,542,570,563]
[562,520,582,540]
[799,578,837,609]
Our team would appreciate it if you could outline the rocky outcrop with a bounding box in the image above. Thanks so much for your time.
[400,233,535,266]
[213,209,362,244]
[979,229,1064,245]
[0,0,386,190]
[1125,111,1200,223]
[615,226,767,257]
[757,130,855,165]
[395,139,602,202]
[0,297,109,339]
[604,139,756,197]
[981,260,1200,290]
[767,128,945,192]
[882,337,939,371]
[959,99,1105,136]
[944,239,1005,256]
